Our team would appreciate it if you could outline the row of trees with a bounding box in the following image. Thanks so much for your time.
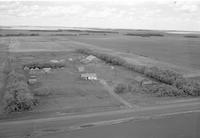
[76,48,200,96]
[0,33,39,37]
[3,67,37,112]
[125,33,164,37]
[114,82,182,97]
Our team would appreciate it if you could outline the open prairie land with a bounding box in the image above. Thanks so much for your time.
[70,34,200,70]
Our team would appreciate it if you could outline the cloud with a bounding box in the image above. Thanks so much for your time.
[177,4,199,12]
[0,2,86,17]
[171,1,200,13]
[0,0,199,31]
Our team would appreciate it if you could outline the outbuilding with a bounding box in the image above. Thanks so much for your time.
[81,55,98,64]
[135,76,153,86]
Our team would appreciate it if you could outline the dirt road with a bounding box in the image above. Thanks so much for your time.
[0,99,199,138]
[99,79,133,108]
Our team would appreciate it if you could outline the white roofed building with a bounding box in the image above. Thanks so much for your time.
[81,73,97,80]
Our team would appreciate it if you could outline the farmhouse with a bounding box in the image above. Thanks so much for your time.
[81,73,97,80]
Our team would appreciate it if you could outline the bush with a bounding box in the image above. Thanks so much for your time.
[144,67,183,85]
[114,83,128,94]
[3,81,37,112]
[173,79,200,96]
[114,83,137,94]
[142,84,183,97]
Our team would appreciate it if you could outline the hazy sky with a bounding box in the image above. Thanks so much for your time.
[0,0,200,31]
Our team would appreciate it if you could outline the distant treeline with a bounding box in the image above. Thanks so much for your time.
[125,33,164,37]
[76,48,200,97]
[51,34,78,36]
[29,30,63,32]
[62,29,118,34]
[184,35,200,38]
[29,29,118,34]
[0,33,39,37]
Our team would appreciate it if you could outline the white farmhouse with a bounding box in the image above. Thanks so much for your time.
[81,73,97,80]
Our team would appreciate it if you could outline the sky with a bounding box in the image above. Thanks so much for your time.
[0,0,200,31]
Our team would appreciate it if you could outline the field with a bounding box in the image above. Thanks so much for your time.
[70,34,200,70]
[0,28,200,119]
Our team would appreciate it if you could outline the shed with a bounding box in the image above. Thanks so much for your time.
[143,80,153,85]
[135,76,153,86]
[28,78,37,84]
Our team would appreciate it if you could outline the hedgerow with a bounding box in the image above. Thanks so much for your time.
[3,69,37,112]
[76,48,200,96]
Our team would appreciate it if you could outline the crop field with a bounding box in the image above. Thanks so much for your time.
[0,29,200,119]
